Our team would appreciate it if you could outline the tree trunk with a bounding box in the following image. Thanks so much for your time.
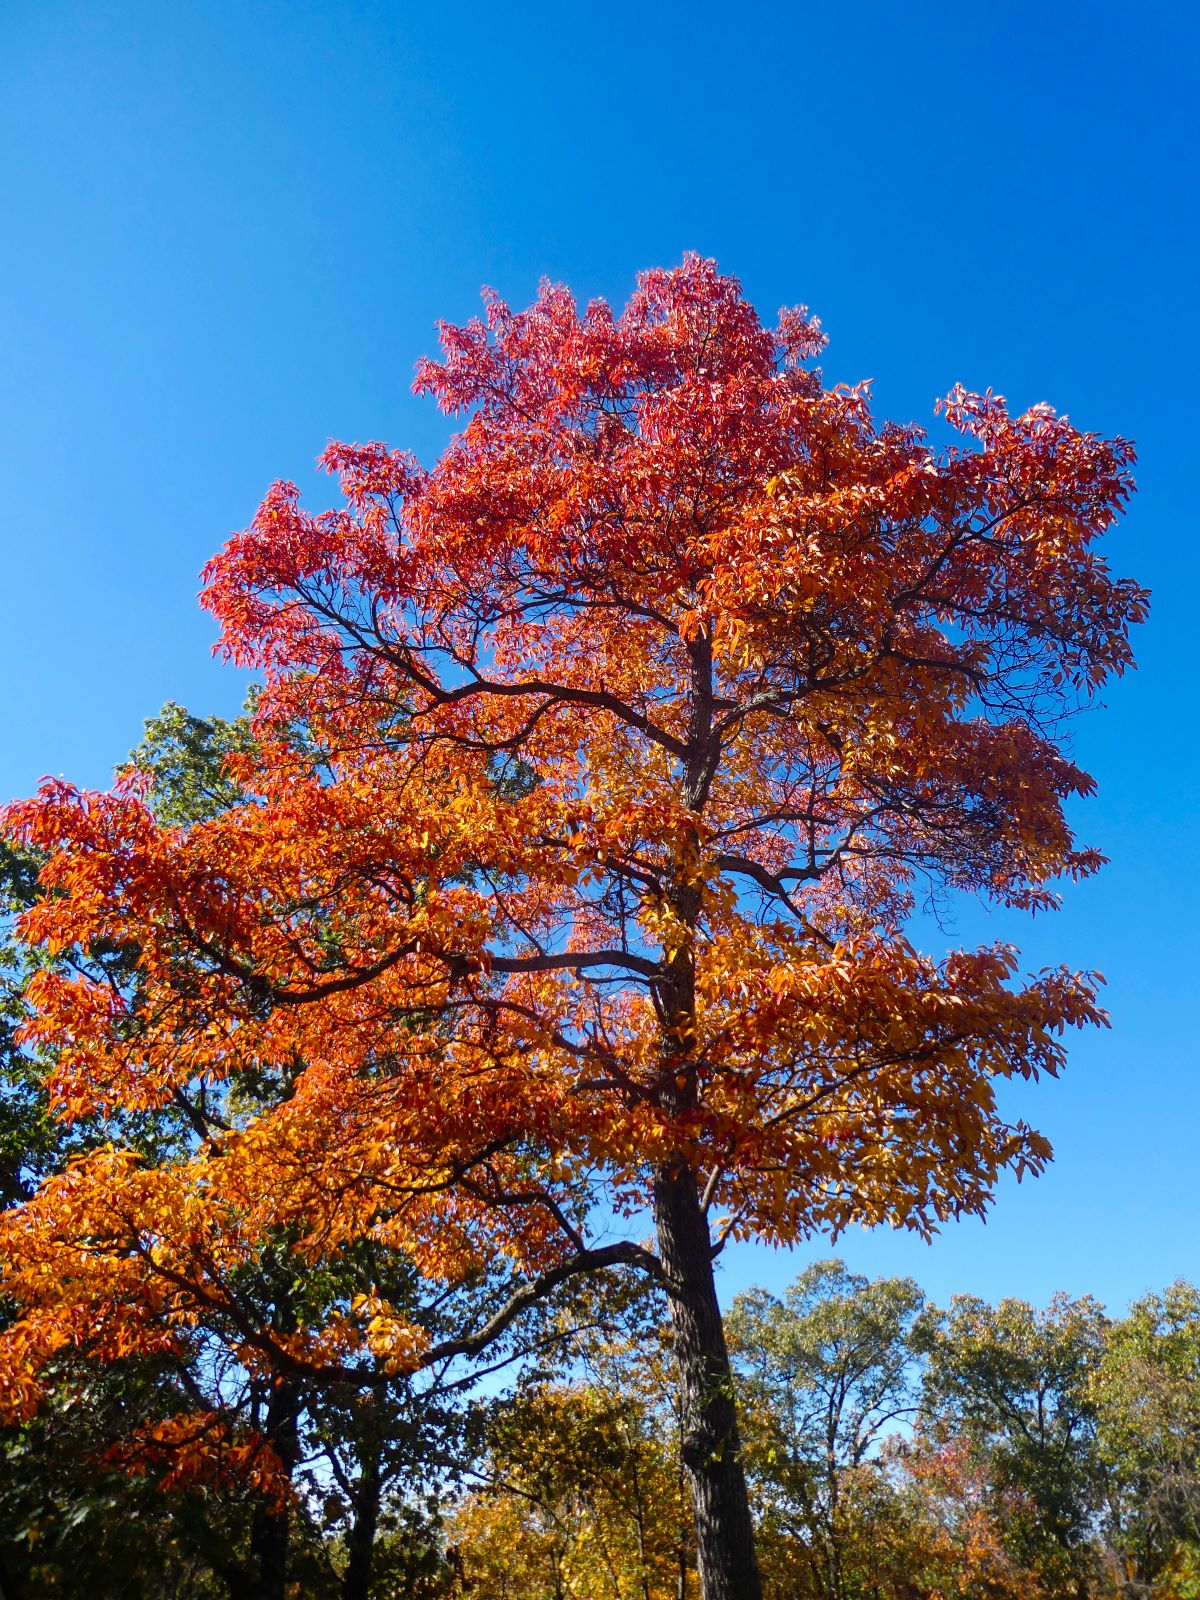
[649,631,762,1598]
[249,1378,300,1600]
[654,1161,762,1600]
[342,1447,382,1600]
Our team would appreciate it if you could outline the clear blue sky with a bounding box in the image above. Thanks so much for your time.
[2,1,1196,1317]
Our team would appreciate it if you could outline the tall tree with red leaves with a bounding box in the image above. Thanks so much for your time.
[0,257,1144,1599]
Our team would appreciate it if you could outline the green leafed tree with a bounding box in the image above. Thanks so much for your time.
[726,1261,925,1600]
[916,1291,1108,1598]
[1094,1281,1200,1597]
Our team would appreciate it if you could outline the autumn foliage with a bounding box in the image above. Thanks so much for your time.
[0,257,1143,1598]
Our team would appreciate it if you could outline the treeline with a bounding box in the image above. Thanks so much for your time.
[447,1264,1200,1600]
[2,1241,1198,1599]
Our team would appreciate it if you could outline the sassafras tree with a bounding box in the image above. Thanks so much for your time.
[0,257,1143,1600]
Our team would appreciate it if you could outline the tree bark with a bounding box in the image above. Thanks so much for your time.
[341,1446,382,1600]
[248,1378,300,1600]
[647,628,763,1599]
[654,1161,762,1600]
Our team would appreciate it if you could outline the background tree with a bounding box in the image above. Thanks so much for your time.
[0,708,491,1600]
[1093,1281,1200,1596]
[0,257,1144,1600]
[0,770,254,1598]
[726,1262,925,1600]
[887,1434,1046,1600]
[917,1292,1108,1597]
[451,1383,682,1600]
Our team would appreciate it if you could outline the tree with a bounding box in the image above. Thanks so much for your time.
[889,1434,1047,1600]
[0,784,251,1599]
[451,1381,685,1600]
[448,1278,695,1600]
[1094,1281,1200,1596]
[917,1292,1109,1596]
[0,256,1144,1600]
[0,707,487,1600]
[727,1262,925,1600]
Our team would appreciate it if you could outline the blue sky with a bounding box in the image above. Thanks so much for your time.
[2,0,1196,1317]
